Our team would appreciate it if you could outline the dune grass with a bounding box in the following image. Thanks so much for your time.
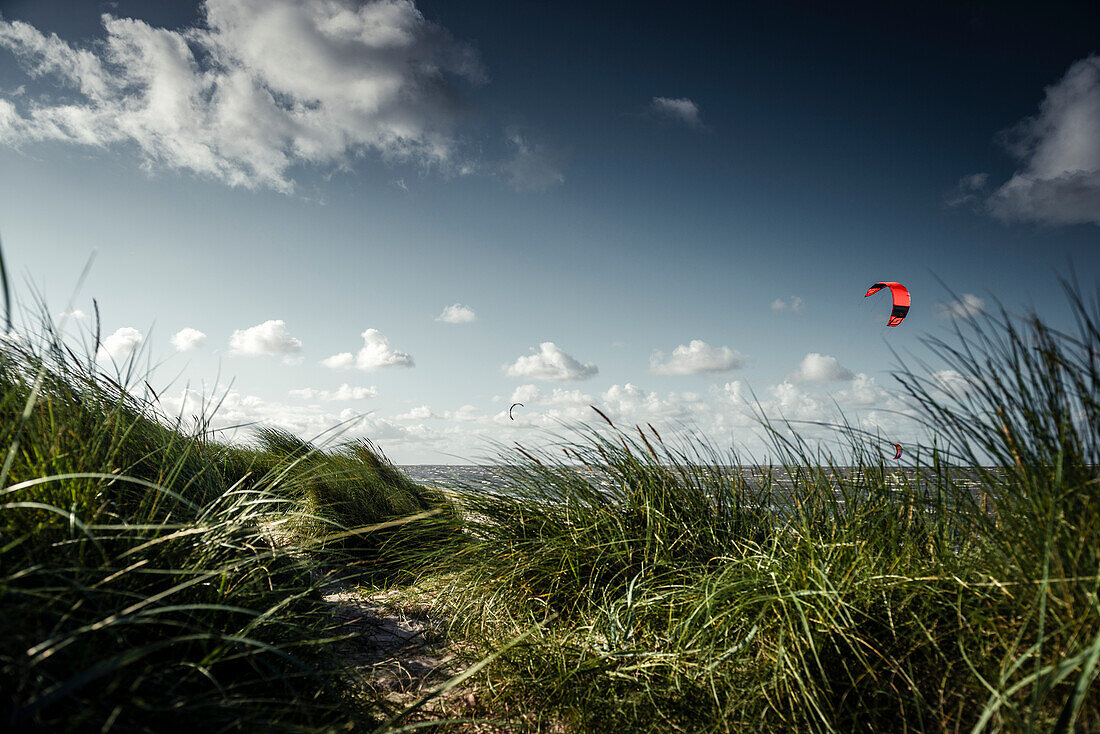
[0,302,457,731]
[391,280,1100,732]
[2,246,1098,732]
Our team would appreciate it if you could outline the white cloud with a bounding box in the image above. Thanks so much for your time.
[650,96,702,127]
[0,0,485,193]
[505,342,597,381]
[288,384,378,401]
[494,382,706,428]
[510,384,541,404]
[396,404,434,420]
[229,319,302,356]
[160,387,414,445]
[97,326,143,362]
[928,369,977,398]
[722,379,751,405]
[792,353,854,383]
[937,294,986,319]
[323,328,413,370]
[720,373,909,448]
[443,404,480,421]
[965,55,1100,225]
[321,352,355,369]
[502,129,564,191]
[170,327,207,351]
[770,296,804,313]
[154,370,929,464]
[600,383,706,422]
[436,303,476,323]
[649,340,746,375]
[57,309,87,321]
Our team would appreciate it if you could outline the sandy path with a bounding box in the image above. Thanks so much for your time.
[320,582,458,698]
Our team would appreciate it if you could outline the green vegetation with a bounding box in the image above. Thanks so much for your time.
[2,267,1098,732]
[0,303,457,731]
[399,280,1100,732]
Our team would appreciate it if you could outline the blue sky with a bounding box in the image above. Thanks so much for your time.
[0,0,1097,463]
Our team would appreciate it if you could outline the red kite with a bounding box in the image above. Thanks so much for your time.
[865,282,910,327]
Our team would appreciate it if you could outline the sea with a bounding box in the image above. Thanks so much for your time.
[397,465,980,495]
[400,465,514,491]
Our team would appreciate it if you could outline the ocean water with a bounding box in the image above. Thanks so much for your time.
[400,465,513,491]
[398,464,991,498]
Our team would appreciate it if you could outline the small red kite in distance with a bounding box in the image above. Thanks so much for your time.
[865,282,911,327]
[892,443,903,460]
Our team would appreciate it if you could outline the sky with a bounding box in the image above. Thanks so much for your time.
[0,0,1097,463]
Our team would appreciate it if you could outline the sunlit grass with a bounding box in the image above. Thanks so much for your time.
[0,282,456,731]
[3,235,1097,731]
[390,279,1100,732]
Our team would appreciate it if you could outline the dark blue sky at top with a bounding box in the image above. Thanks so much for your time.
[3,0,1097,270]
[2,0,1096,316]
[449,0,1095,282]
[417,0,1100,312]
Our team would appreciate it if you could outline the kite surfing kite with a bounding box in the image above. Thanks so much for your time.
[892,443,903,460]
[509,403,524,420]
[865,282,910,327]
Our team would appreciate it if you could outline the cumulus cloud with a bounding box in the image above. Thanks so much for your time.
[0,0,485,193]
[923,369,983,408]
[161,387,415,447]
[97,326,143,362]
[436,303,476,323]
[510,384,541,404]
[721,372,908,446]
[443,404,480,421]
[958,56,1100,225]
[601,383,706,422]
[770,296,804,313]
[495,383,706,428]
[57,309,87,321]
[505,342,597,381]
[937,294,986,319]
[792,353,855,383]
[170,327,206,351]
[157,369,929,464]
[650,96,702,127]
[649,340,746,375]
[323,328,413,370]
[929,369,975,395]
[502,129,564,191]
[288,384,378,401]
[396,404,434,420]
[229,320,302,357]
[320,353,354,369]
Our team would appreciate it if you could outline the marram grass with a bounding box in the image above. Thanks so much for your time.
[0,304,457,731]
[391,279,1100,733]
[2,265,1099,732]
